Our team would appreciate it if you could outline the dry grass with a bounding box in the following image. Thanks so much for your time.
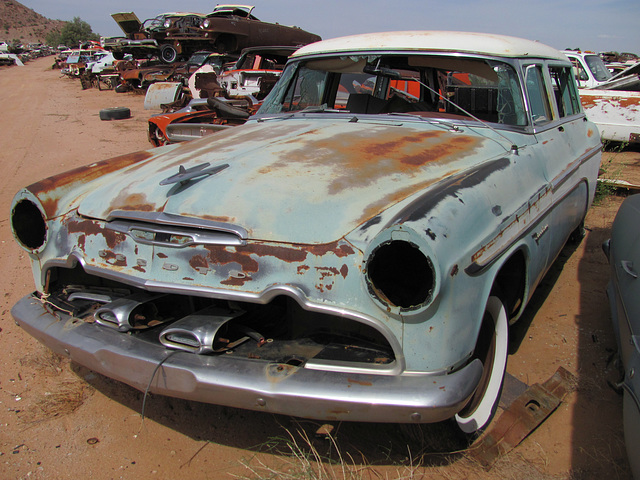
[18,348,66,376]
[20,380,94,424]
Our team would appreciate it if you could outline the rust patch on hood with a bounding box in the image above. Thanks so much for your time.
[26,151,153,218]
[65,218,126,249]
[202,240,355,277]
[108,192,158,213]
[274,127,483,195]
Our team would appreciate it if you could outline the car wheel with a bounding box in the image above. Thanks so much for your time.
[99,107,131,121]
[160,44,178,64]
[148,124,167,147]
[455,295,509,434]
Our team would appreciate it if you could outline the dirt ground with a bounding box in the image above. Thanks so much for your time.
[0,57,638,480]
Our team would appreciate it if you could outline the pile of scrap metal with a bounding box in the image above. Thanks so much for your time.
[1,42,54,66]
[148,96,252,146]
[564,50,640,144]
[0,53,24,66]
[104,5,320,63]
[146,46,296,146]
[58,48,109,78]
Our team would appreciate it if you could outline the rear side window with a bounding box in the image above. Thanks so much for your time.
[549,66,582,117]
[524,65,552,125]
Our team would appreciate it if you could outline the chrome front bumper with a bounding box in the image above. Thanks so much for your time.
[12,294,482,423]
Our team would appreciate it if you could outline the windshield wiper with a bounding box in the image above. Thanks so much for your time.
[364,63,518,153]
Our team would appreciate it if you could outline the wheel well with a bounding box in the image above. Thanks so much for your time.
[214,34,238,53]
[492,250,526,319]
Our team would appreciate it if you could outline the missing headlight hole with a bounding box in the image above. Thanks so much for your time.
[367,240,434,309]
[12,200,47,251]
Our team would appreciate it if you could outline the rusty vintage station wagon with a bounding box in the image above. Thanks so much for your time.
[10,31,601,434]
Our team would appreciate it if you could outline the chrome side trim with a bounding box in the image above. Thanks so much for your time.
[549,144,601,193]
[166,123,231,143]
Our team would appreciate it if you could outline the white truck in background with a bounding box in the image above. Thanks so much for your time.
[563,50,640,144]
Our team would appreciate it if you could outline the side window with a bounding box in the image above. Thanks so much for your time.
[568,58,588,82]
[524,65,552,125]
[549,66,582,117]
[281,67,326,111]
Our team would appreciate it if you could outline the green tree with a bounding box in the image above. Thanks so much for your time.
[46,17,99,47]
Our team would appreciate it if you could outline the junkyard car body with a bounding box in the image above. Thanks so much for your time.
[578,89,640,144]
[564,50,640,91]
[199,5,321,54]
[107,6,319,64]
[10,31,601,431]
[563,51,640,144]
[148,97,252,146]
[217,46,294,98]
[108,12,207,62]
[603,194,640,479]
[85,51,116,75]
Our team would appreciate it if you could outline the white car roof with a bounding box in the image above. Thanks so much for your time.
[292,31,567,61]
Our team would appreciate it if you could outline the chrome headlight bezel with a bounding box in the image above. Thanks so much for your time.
[364,225,440,316]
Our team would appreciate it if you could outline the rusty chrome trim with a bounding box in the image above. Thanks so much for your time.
[549,144,601,193]
[41,253,406,375]
[106,219,246,247]
[106,211,248,239]
[465,178,589,276]
[12,294,481,423]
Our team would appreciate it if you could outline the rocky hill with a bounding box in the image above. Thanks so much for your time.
[1,0,66,45]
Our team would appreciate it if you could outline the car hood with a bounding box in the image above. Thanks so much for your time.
[77,117,506,244]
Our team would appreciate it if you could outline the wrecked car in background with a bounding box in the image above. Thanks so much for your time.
[217,46,294,98]
[106,5,320,64]
[564,50,640,144]
[148,97,251,146]
[10,31,601,433]
[603,193,640,480]
[106,11,207,62]
[198,5,320,55]
[578,90,640,144]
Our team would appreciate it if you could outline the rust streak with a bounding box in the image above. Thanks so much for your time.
[66,219,126,249]
[189,254,210,271]
[272,128,483,196]
[339,264,348,279]
[27,151,153,218]
[348,378,373,387]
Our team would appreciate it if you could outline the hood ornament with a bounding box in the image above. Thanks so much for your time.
[160,162,229,186]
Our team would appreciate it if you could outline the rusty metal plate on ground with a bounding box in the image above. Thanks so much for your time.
[469,366,577,469]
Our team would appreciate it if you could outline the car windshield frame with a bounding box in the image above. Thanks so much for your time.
[258,53,528,127]
[584,54,612,82]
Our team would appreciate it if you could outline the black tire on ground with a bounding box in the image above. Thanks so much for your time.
[99,107,131,121]
[160,44,178,64]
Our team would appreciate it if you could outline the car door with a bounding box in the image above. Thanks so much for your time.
[522,62,593,266]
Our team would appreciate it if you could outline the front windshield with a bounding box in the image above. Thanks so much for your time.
[142,17,165,32]
[258,54,527,126]
[584,54,612,82]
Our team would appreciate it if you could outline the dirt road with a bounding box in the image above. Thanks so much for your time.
[0,57,636,479]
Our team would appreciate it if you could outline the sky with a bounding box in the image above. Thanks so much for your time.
[18,0,640,54]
